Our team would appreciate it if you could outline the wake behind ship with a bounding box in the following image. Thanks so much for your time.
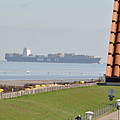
[5,48,101,63]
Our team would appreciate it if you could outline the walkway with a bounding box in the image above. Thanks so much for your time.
[97,111,118,120]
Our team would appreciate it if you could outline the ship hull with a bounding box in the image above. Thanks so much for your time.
[5,54,101,64]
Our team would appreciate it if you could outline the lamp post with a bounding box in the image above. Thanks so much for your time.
[116,99,120,120]
[85,111,94,120]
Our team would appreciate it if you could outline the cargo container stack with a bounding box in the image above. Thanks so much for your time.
[106,0,120,82]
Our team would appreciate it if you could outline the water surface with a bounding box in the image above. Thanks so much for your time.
[0,61,106,80]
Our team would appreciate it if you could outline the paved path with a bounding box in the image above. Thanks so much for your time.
[97,111,118,120]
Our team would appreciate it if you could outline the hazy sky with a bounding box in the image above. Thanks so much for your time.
[0,0,114,62]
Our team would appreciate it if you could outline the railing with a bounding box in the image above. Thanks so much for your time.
[68,104,116,120]
[0,83,96,99]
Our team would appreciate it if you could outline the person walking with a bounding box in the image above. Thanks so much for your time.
[75,115,82,120]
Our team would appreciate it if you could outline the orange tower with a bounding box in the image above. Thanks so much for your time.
[106,0,120,82]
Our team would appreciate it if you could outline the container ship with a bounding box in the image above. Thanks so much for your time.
[5,48,101,63]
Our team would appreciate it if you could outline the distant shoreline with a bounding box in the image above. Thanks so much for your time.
[0,79,100,87]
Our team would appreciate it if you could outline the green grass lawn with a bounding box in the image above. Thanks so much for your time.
[0,85,120,120]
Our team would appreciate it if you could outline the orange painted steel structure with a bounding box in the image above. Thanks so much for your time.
[106,0,120,82]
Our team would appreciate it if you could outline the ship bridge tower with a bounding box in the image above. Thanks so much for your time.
[23,48,31,56]
[106,0,120,82]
